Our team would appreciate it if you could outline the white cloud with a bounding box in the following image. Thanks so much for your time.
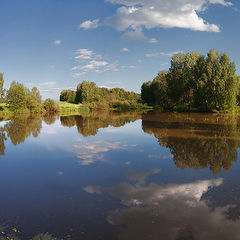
[72,72,86,78]
[72,49,118,76]
[40,81,56,86]
[146,51,183,58]
[121,47,129,52]
[79,19,99,29]
[54,40,61,45]
[123,27,158,43]
[81,0,233,41]
[75,49,94,56]
[81,60,109,70]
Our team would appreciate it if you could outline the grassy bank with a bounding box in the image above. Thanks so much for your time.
[0,101,153,117]
[57,101,90,114]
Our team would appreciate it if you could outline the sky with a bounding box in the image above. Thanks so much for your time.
[1,0,240,100]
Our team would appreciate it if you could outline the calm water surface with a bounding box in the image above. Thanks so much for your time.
[1,112,240,239]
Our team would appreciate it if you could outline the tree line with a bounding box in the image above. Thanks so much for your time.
[60,81,142,111]
[141,50,240,112]
[0,75,59,113]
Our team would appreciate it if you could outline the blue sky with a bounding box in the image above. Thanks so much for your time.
[0,0,240,99]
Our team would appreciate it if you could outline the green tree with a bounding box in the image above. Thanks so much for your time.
[141,81,154,105]
[152,71,168,107]
[6,81,27,110]
[43,99,59,113]
[26,87,42,112]
[76,81,98,103]
[60,90,76,103]
[194,50,239,111]
[167,52,200,110]
[0,73,5,102]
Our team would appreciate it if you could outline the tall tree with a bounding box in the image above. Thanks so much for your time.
[167,52,200,109]
[0,73,5,102]
[76,81,98,103]
[194,50,239,111]
[6,81,26,110]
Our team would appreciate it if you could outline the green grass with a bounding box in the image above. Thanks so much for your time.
[56,101,90,113]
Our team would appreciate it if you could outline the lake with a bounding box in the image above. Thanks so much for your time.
[1,112,240,240]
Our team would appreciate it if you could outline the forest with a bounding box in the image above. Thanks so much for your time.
[141,50,240,112]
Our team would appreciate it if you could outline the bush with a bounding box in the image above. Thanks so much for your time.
[43,99,59,113]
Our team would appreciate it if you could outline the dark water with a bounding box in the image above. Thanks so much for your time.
[1,112,240,239]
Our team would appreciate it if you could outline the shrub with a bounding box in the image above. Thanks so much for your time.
[43,99,59,113]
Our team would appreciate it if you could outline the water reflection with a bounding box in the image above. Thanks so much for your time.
[0,117,42,157]
[1,112,240,239]
[5,117,42,145]
[142,113,240,173]
[0,112,239,172]
[60,111,141,137]
[0,112,140,159]
[84,169,240,240]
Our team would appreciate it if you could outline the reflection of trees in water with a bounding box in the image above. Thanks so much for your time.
[5,117,42,146]
[0,117,42,157]
[42,114,58,125]
[142,113,240,174]
[60,112,141,137]
[0,127,6,156]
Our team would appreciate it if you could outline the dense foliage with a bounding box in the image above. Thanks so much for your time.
[61,81,142,110]
[0,73,5,102]
[60,90,76,103]
[6,81,27,110]
[6,81,42,112]
[141,50,240,112]
[43,98,60,113]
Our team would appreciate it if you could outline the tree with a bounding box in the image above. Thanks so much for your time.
[141,50,239,112]
[193,50,239,111]
[76,81,98,103]
[152,71,168,107]
[0,73,5,102]
[141,81,154,105]
[167,52,200,109]
[60,90,76,103]
[26,87,42,112]
[6,81,27,110]
[43,98,59,113]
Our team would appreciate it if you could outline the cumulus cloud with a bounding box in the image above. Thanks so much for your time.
[80,0,233,41]
[123,27,158,43]
[79,19,99,29]
[72,48,118,76]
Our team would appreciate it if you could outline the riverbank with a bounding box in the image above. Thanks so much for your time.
[0,101,153,118]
